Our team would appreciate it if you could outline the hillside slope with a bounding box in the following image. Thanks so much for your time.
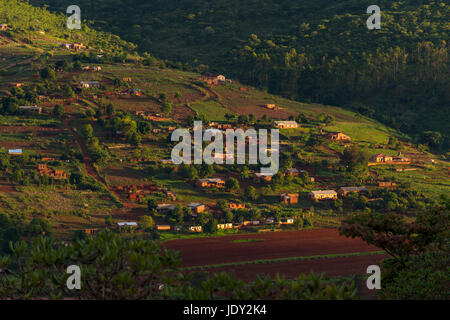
[31,0,450,145]
[0,0,448,240]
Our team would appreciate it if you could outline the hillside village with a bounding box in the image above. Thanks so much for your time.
[0,0,448,301]
[0,15,448,242]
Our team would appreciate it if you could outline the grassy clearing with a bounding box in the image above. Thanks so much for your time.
[232,238,264,243]
[159,229,240,241]
[189,100,230,121]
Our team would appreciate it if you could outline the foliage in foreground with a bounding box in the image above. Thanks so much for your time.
[340,201,449,300]
[0,231,356,300]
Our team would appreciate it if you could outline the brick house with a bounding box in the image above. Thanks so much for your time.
[200,73,226,86]
[39,168,67,180]
[189,226,203,233]
[378,181,397,188]
[195,178,225,188]
[273,121,298,129]
[281,193,299,205]
[73,43,86,50]
[188,202,206,215]
[255,173,273,182]
[373,154,393,163]
[228,203,245,210]
[285,168,299,177]
[84,228,100,235]
[217,223,233,230]
[326,132,351,142]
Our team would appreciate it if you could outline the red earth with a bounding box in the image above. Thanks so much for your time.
[163,228,380,268]
[198,254,389,282]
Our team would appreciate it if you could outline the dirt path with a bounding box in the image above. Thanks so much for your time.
[63,118,106,184]
[63,117,135,211]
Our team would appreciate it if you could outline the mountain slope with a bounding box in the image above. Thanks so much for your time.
[30,0,449,149]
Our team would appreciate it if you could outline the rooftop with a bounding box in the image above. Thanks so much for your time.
[309,190,337,195]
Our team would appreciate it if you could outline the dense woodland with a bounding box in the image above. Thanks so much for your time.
[0,0,135,54]
[32,0,450,151]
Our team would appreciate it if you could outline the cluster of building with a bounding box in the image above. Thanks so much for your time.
[37,164,67,180]
[187,218,295,233]
[370,153,411,165]
[114,184,176,202]
[280,186,369,204]
[82,66,102,72]
[209,122,233,130]
[157,202,206,215]
[325,132,351,142]
[200,73,226,86]
[195,178,226,189]
[273,121,299,129]
[135,111,171,122]
[113,88,143,96]
[0,24,8,31]
[308,187,368,201]
[60,43,86,50]
[284,168,315,182]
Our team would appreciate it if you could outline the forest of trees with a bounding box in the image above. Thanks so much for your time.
[0,0,135,54]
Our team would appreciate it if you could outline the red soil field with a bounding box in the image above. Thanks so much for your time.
[0,182,18,193]
[163,228,380,267]
[0,126,63,133]
[200,254,389,282]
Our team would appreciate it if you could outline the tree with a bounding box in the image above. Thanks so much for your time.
[81,124,94,139]
[73,61,83,71]
[130,132,141,146]
[340,145,370,169]
[25,218,52,236]
[0,230,356,299]
[225,178,240,192]
[105,215,113,226]
[244,186,258,201]
[339,205,449,299]
[205,218,218,233]
[147,198,158,211]
[173,205,184,224]
[53,104,64,118]
[216,200,228,212]
[140,215,155,230]
[421,131,444,150]
[237,115,249,124]
[63,84,75,98]
[106,104,115,116]
[40,66,55,80]
[225,211,234,223]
